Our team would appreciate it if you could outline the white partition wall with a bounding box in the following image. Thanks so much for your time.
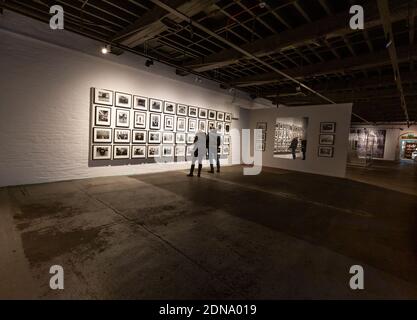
[249,104,353,178]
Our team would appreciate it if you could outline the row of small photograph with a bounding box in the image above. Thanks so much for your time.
[94,88,232,122]
[93,128,231,145]
[94,105,231,133]
[318,122,337,158]
[92,145,230,160]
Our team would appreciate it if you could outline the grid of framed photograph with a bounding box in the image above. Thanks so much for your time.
[91,87,233,161]
[256,122,267,152]
[318,122,336,158]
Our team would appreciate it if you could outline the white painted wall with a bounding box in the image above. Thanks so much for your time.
[249,104,353,178]
[0,11,267,187]
[350,124,417,161]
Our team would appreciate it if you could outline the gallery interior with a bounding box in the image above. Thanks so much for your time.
[0,0,416,300]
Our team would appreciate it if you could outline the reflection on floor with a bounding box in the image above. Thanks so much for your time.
[0,162,416,299]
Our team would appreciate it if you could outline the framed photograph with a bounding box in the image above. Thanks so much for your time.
[176,117,186,132]
[162,145,174,157]
[199,108,208,119]
[223,145,230,155]
[163,132,175,144]
[94,88,113,106]
[319,134,335,145]
[225,113,232,122]
[93,127,112,143]
[92,145,112,160]
[115,92,132,109]
[257,122,267,132]
[115,109,130,128]
[177,104,187,116]
[187,133,196,144]
[217,112,225,121]
[148,131,162,144]
[134,111,146,129]
[133,96,148,110]
[114,129,131,144]
[132,130,146,144]
[208,121,216,131]
[320,122,336,133]
[188,118,197,132]
[216,121,224,134]
[188,106,198,118]
[94,105,111,127]
[223,135,231,145]
[255,129,263,141]
[150,98,163,113]
[164,101,176,115]
[148,145,161,158]
[186,146,194,157]
[208,110,217,120]
[318,146,334,158]
[114,145,130,159]
[175,145,186,157]
[176,132,186,144]
[164,115,174,131]
[224,123,231,134]
[132,145,146,159]
[198,120,207,132]
[149,113,161,130]
[255,141,265,152]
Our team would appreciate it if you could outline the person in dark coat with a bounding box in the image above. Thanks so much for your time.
[301,139,307,160]
[289,137,298,160]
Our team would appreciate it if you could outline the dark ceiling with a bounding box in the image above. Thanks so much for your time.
[2,0,417,123]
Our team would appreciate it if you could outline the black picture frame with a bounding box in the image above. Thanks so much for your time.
[92,127,112,143]
[318,146,334,158]
[320,122,336,133]
[94,105,112,127]
[115,91,132,109]
[92,145,112,160]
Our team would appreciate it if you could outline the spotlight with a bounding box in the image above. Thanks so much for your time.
[101,45,110,55]
[145,59,154,67]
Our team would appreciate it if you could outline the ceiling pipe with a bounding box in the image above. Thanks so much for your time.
[150,0,371,124]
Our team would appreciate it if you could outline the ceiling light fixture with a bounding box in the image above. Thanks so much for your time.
[101,45,110,55]
[145,59,154,67]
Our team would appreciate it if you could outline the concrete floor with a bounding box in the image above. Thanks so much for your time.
[0,162,416,299]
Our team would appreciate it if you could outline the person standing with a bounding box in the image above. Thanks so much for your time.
[301,139,307,160]
[289,137,298,160]
[207,128,221,173]
[187,129,206,177]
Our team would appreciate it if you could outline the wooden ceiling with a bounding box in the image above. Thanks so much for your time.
[2,0,417,123]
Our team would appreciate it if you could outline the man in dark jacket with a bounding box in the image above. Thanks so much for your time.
[289,137,298,160]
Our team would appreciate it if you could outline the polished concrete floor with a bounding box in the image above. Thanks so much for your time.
[0,162,416,299]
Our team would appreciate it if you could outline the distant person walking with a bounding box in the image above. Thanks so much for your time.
[207,128,221,173]
[187,130,206,177]
[301,139,307,160]
[289,137,298,160]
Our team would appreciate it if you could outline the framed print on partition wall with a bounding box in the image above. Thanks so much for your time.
[164,101,176,115]
[189,106,198,118]
[116,109,130,128]
[114,129,131,144]
[175,145,186,157]
[188,118,197,132]
[132,145,146,159]
[148,131,162,144]
[187,133,196,144]
[223,135,230,145]
[176,132,186,144]
[208,121,216,131]
[150,98,163,112]
[199,108,208,119]
[225,113,232,122]
[186,146,193,157]
[114,145,130,159]
[164,115,175,131]
[256,122,267,132]
[163,145,174,157]
[94,88,113,106]
[216,121,224,134]
[318,146,334,158]
[94,105,111,127]
[148,145,161,158]
[223,145,230,155]
[115,92,132,109]
[208,110,216,120]
[319,134,335,145]
[177,117,186,132]
[163,132,175,144]
[93,127,112,143]
[133,96,148,110]
[134,111,146,129]
[217,112,225,121]
[320,122,336,133]
[198,120,207,132]
[149,113,161,130]
[255,141,265,152]
[224,123,231,134]
[177,104,187,116]
[92,145,112,160]
[132,130,146,144]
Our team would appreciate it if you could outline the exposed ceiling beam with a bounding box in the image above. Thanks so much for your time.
[185,0,411,72]
[231,44,417,87]
[377,0,410,126]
